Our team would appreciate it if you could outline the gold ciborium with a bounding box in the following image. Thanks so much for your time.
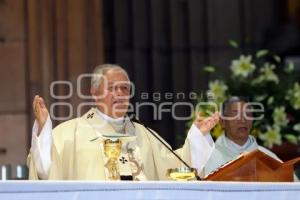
[167,167,198,181]
[104,139,122,180]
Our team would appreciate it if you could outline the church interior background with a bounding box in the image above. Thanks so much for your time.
[0,0,300,179]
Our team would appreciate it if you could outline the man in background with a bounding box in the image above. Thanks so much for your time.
[204,96,280,176]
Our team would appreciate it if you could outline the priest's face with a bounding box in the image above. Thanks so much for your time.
[221,101,253,145]
[92,69,130,118]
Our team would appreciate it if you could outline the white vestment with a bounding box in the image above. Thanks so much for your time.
[28,108,214,180]
[204,133,281,176]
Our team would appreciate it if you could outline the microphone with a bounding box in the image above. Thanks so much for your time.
[129,114,201,180]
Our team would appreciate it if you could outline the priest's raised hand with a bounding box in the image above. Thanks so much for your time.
[32,95,49,136]
[194,112,220,134]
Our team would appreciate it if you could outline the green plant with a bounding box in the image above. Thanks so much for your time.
[196,41,300,148]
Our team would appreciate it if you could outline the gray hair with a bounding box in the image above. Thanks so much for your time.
[91,64,130,89]
[221,96,250,116]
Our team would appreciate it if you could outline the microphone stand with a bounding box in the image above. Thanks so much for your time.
[130,115,201,180]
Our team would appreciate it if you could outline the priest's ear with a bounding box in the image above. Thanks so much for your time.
[90,86,99,101]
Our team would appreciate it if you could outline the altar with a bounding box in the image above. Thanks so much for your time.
[1,181,300,200]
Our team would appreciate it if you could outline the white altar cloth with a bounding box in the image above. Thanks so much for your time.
[0,181,300,200]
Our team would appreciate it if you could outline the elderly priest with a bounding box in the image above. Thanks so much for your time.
[27,64,219,180]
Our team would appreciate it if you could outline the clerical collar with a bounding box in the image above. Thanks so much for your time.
[95,108,125,125]
[225,135,252,152]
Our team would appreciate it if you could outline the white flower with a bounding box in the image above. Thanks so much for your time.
[251,63,279,85]
[284,61,294,73]
[230,55,256,78]
[208,80,228,101]
[258,125,282,148]
[272,106,288,127]
[286,82,300,110]
[293,123,300,133]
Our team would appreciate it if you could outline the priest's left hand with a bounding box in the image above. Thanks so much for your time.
[194,112,220,135]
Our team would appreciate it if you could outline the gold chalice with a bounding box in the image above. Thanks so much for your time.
[167,167,198,181]
[104,139,122,180]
